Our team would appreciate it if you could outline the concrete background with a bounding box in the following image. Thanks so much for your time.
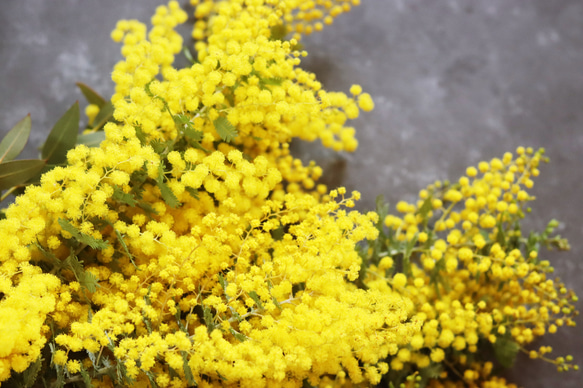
[0,1,581,387]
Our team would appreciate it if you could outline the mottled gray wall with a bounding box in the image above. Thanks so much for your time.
[0,1,581,387]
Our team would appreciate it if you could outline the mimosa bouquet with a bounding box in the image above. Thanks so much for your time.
[0,1,578,387]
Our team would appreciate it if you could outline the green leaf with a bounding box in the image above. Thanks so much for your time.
[269,24,288,41]
[63,253,100,293]
[145,371,158,388]
[156,164,180,208]
[0,115,31,163]
[77,131,106,147]
[218,273,226,291]
[181,351,196,386]
[248,291,264,310]
[183,47,197,64]
[54,365,66,388]
[259,77,283,89]
[183,126,204,143]
[58,218,110,250]
[76,82,106,108]
[213,116,238,143]
[79,364,94,388]
[203,305,217,333]
[42,102,79,164]
[22,355,43,388]
[80,270,99,293]
[112,186,137,207]
[229,328,247,342]
[493,334,520,368]
[115,229,138,269]
[272,296,282,310]
[185,187,199,200]
[417,197,433,228]
[133,124,148,145]
[402,234,418,276]
[420,362,443,380]
[0,159,45,191]
[91,101,114,131]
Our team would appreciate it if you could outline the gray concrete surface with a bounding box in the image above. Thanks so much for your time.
[0,1,581,387]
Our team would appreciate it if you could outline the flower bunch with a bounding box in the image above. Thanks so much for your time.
[0,0,578,387]
[360,147,578,387]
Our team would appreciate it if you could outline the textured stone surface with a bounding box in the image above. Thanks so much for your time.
[0,1,581,386]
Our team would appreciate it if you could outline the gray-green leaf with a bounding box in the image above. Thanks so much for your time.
[91,101,114,132]
[0,159,45,191]
[181,351,196,386]
[42,102,79,164]
[77,131,106,147]
[76,82,106,108]
[229,328,247,342]
[58,218,110,250]
[248,291,264,310]
[0,115,31,163]
[156,164,180,208]
[22,355,43,388]
[213,116,238,143]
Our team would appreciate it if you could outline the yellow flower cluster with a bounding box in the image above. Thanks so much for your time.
[0,1,419,386]
[0,0,578,387]
[363,147,578,385]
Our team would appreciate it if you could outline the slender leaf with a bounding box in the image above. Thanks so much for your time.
[77,131,106,147]
[76,82,106,108]
[0,159,45,191]
[203,306,216,332]
[145,371,158,388]
[42,102,79,164]
[133,124,148,145]
[156,164,180,208]
[181,351,196,386]
[218,274,227,291]
[22,355,43,388]
[115,229,138,269]
[183,47,196,64]
[0,115,31,162]
[79,365,93,388]
[248,291,264,310]
[58,218,110,250]
[213,116,238,142]
[229,328,247,342]
[91,101,114,131]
